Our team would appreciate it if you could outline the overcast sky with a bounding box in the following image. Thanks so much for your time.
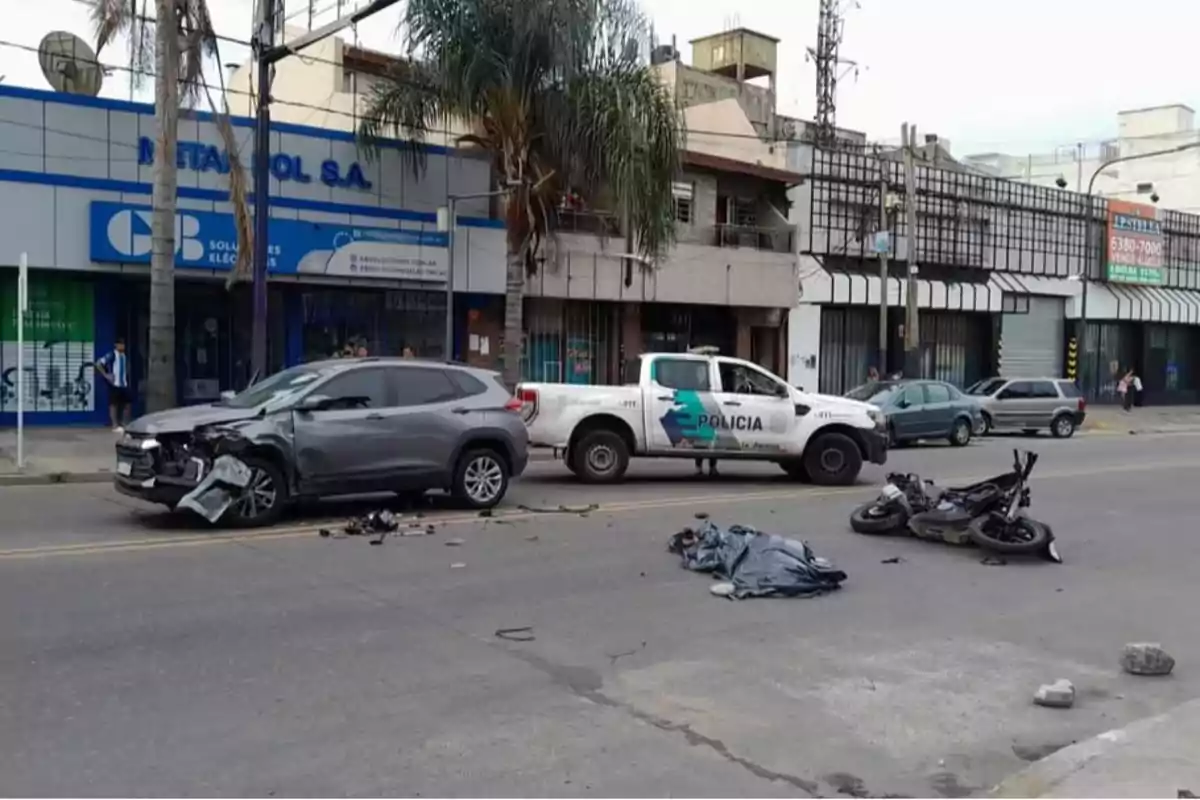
[4,0,1199,156]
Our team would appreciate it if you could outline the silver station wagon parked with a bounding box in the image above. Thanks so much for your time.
[967,377,1087,438]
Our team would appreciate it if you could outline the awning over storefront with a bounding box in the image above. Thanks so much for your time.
[1070,282,1200,324]
[989,272,1078,298]
[798,265,1002,312]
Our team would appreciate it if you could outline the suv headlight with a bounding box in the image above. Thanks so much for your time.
[867,408,885,427]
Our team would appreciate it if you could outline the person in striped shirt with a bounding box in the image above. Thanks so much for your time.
[95,338,131,432]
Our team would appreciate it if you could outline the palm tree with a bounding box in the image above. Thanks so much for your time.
[93,0,251,412]
[360,0,682,387]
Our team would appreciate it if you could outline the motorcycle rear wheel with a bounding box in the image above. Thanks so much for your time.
[967,513,1050,555]
[849,501,908,535]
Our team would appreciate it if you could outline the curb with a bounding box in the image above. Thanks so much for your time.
[1082,426,1200,436]
[0,470,113,487]
[991,697,1200,798]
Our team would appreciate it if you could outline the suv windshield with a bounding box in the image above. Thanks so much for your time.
[217,365,325,409]
[845,382,900,404]
[967,378,1006,396]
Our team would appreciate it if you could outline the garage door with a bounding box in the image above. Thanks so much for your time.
[999,296,1065,378]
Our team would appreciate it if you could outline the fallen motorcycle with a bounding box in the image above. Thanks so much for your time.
[849,449,1061,561]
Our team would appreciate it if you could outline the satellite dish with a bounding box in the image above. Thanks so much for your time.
[38,31,104,97]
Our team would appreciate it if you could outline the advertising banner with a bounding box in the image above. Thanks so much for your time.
[89,202,449,282]
[0,275,95,414]
[1106,199,1165,285]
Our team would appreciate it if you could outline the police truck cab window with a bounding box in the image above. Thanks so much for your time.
[653,359,710,391]
[718,362,784,396]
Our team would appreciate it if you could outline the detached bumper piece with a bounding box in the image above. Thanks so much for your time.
[177,455,253,523]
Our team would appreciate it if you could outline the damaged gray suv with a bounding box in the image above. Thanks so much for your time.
[114,358,530,527]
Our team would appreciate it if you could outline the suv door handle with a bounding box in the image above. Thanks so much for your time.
[656,395,674,401]
[365,413,384,421]
[451,407,470,415]
[723,400,742,407]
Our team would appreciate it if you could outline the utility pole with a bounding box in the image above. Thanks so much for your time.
[901,122,920,378]
[249,0,275,380]
[876,148,889,375]
[249,0,404,378]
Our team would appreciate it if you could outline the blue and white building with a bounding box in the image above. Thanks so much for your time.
[0,83,507,425]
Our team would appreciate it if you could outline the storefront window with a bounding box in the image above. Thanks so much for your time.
[300,288,446,361]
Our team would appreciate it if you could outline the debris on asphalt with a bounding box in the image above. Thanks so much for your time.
[450,562,467,569]
[344,510,400,537]
[1011,741,1072,762]
[1121,642,1175,676]
[444,538,465,547]
[1178,789,1196,798]
[495,626,535,642]
[710,581,736,597]
[177,455,252,522]
[667,521,847,600]
[518,503,599,515]
[880,556,906,564]
[524,534,540,542]
[606,642,647,664]
[318,528,332,538]
[694,512,709,520]
[980,555,1008,567]
[478,509,494,518]
[1033,678,1076,708]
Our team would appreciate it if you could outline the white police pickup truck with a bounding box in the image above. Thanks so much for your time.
[517,350,888,485]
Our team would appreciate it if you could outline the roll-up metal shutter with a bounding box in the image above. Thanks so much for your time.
[1000,296,1065,378]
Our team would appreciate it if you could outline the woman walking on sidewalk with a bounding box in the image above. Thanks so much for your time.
[1118,369,1142,412]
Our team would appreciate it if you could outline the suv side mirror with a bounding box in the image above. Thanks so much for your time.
[295,394,331,413]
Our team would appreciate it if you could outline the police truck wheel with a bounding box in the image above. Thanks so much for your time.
[571,429,629,484]
[803,432,863,486]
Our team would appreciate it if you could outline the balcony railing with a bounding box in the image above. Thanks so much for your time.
[555,209,623,237]
[710,223,796,254]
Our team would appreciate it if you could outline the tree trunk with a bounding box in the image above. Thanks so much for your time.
[500,245,525,389]
[146,0,180,413]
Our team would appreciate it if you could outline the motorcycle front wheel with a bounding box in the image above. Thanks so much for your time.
[849,501,908,535]
[967,513,1050,555]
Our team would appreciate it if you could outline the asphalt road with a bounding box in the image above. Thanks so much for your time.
[2,432,1200,797]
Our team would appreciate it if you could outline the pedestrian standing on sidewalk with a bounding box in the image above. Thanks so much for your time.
[1118,370,1134,412]
[1131,370,1143,408]
[94,337,131,432]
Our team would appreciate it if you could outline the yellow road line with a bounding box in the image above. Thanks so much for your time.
[2,458,1197,561]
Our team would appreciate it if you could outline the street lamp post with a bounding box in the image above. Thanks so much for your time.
[439,186,518,361]
[1074,140,1200,394]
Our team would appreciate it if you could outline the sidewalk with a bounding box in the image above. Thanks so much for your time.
[0,426,561,486]
[0,427,117,485]
[1083,405,1200,436]
[992,697,1200,798]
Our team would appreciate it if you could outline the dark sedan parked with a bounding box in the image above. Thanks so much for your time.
[846,379,982,447]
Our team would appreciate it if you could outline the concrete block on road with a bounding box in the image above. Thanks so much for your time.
[1033,679,1076,709]
[1122,643,1176,676]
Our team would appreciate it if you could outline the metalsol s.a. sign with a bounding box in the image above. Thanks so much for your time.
[1106,199,1164,285]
